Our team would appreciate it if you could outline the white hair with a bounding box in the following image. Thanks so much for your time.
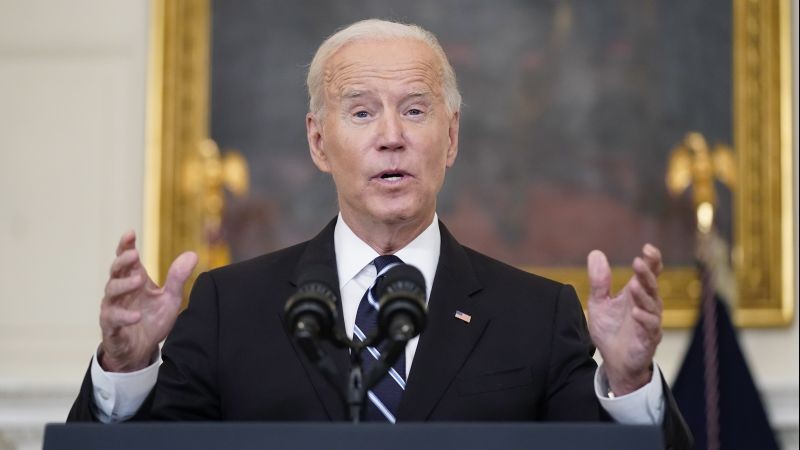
[306,19,462,118]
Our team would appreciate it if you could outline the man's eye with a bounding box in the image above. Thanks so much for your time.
[353,110,369,118]
[407,108,423,116]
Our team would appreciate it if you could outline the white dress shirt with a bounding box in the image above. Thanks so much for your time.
[91,213,664,424]
[334,212,440,377]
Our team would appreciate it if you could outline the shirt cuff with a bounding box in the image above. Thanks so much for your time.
[594,363,665,425]
[90,347,161,423]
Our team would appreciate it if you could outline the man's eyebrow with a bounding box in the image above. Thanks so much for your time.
[408,89,431,97]
[406,90,432,99]
[338,89,432,102]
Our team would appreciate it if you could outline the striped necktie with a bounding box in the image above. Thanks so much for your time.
[353,254,405,422]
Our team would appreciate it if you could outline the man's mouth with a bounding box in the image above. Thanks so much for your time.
[375,170,411,183]
[381,173,404,181]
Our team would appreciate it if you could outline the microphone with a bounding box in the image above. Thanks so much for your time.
[362,263,427,392]
[284,265,343,400]
[374,263,427,342]
[284,265,338,342]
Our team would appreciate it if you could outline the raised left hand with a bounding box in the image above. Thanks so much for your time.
[587,244,664,396]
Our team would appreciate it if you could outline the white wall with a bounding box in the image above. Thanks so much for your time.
[0,1,796,450]
[0,1,148,449]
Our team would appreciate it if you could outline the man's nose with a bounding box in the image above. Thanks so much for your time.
[377,111,405,151]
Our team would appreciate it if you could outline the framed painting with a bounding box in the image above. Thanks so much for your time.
[142,0,793,327]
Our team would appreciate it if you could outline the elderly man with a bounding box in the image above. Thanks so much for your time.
[68,19,691,448]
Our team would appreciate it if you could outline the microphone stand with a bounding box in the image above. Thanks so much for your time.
[347,342,366,424]
[293,328,406,424]
[345,335,408,423]
[362,339,405,392]
[293,326,348,408]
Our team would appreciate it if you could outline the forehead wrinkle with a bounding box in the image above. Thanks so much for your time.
[328,75,442,108]
[324,57,443,101]
[327,65,438,90]
[338,89,435,110]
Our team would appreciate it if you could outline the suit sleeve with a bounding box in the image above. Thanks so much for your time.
[66,272,221,422]
[661,376,694,450]
[66,359,102,422]
[542,284,604,421]
[148,271,222,419]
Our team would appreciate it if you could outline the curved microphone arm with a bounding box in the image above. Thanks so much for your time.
[363,338,407,391]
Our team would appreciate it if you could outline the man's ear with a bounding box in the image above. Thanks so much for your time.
[445,110,460,168]
[306,112,330,173]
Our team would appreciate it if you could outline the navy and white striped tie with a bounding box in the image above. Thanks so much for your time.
[353,255,405,423]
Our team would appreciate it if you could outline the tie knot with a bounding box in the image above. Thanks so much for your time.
[373,255,402,274]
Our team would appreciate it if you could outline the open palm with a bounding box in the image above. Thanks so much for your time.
[586,245,663,395]
[99,231,198,372]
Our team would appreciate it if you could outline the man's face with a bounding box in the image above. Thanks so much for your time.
[307,38,459,228]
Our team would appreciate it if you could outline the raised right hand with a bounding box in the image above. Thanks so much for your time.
[99,230,198,372]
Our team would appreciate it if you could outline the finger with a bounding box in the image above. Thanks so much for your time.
[104,274,144,299]
[101,305,142,329]
[631,306,662,340]
[163,251,199,297]
[629,277,661,315]
[115,230,137,257]
[587,250,611,300]
[642,243,663,276]
[110,249,140,277]
[632,257,658,296]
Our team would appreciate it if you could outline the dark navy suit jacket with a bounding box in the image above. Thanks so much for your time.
[68,218,691,449]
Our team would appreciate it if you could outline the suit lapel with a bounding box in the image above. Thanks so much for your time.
[286,217,350,420]
[396,222,488,421]
[285,219,488,421]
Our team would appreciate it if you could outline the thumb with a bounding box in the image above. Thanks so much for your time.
[587,250,611,300]
[163,251,199,297]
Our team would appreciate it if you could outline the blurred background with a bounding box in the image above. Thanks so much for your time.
[0,1,797,449]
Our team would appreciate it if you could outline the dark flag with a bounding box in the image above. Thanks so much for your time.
[672,271,780,450]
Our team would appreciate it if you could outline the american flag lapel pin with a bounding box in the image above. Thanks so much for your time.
[454,310,472,323]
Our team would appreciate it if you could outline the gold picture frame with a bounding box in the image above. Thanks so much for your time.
[143,0,794,327]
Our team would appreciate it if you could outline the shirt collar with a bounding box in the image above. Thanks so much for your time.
[333,213,441,298]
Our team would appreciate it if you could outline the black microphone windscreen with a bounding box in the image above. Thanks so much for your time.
[285,264,339,338]
[294,265,339,307]
[376,264,426,298]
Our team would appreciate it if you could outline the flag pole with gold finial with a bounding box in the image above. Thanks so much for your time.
[666,130,737,450]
